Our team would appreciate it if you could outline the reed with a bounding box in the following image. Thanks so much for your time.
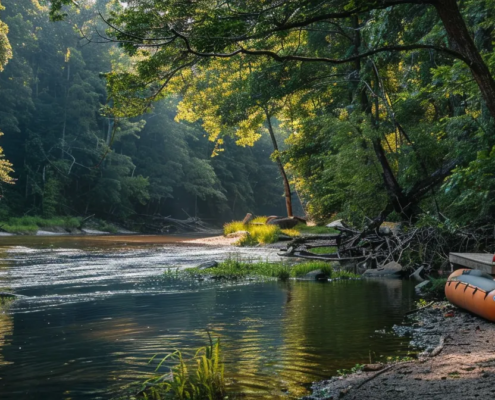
[140,337,225,400]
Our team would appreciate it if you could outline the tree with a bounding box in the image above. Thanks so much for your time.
[87,0,495,223]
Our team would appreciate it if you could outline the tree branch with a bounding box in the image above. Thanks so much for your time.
[171,30,470,65]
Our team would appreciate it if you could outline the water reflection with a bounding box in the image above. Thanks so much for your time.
[0,237,415,399]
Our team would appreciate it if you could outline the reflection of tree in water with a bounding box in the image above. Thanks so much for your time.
[0,304,13,366]
[277,280,415,396]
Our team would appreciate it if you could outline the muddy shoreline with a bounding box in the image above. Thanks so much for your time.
[304,301,495,399]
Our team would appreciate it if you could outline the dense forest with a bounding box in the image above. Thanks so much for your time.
[0,0,288,227]
[2,0,495,229]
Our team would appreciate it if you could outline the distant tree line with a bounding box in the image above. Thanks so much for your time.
[0,0,287,224]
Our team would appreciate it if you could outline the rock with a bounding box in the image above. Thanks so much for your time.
[267,218,299,229]
[410,265,425,282]
[415,280,431,295]
[197,261,219,270]
[298,269,329,281]
[241,213,253,224]
[326,219,345,228]
[363,261,403,277]
[226,231,250,238]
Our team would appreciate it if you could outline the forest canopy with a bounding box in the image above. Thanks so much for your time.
[0,0,287,225]
[1,0,495,228]
[88,0,495,226]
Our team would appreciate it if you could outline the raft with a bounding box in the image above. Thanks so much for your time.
[445,269,495,322]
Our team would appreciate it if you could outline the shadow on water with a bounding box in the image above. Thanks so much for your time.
[0,236,416,399]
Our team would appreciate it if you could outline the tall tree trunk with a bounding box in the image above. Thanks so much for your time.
[435,0,495,120]
[264,108,293,217]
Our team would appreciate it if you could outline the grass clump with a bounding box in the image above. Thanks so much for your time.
[295,224,338,234]
[140,338,225,400]
[0,216,81,233]
[187,258,290,280]
[290,261,333,277]
[224,217,338,246]
[309,246,337,255]
[333,270,360,279]
[280,228,300,237]
[183,259,361,282]
[224,220,280,246]
[337,363,364,377]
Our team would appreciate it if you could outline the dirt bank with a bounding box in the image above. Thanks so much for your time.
[304,302,495,400]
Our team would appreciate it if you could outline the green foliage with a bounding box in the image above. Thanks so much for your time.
[309,247,337,255]
[223,220,280,245]
[141,338,225,400]
[182,259,358,281]
[294,224,338,234]
[0,216,81,233]
[0,0,286,226]
[337,364,364,377]
[290,261,333,278]
[424,278,448,299]
[333,270,361,279]
[186,258,290,280]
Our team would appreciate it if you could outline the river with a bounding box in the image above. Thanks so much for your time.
[0,235,416,399]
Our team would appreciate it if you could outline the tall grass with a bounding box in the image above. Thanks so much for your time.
[290,261,333,277]
[223,217,338,246]
[140,338,225,400]
[186,258,290,280]
[223,221,280,246]
[185,259,356,281]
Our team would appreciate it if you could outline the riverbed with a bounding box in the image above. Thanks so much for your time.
[0,235,416,399]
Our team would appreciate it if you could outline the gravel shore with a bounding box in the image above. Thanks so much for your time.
[304,301,495,400]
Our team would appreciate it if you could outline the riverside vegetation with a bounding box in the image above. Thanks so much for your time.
[223,216,338,246]
[165,258,360,282]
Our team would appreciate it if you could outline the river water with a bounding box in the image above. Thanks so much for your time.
[0,235,416,399]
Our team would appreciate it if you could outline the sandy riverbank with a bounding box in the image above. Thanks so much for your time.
[304,302,495,399]
[180,234,240,246]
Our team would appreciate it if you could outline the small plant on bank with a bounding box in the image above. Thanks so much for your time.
[280,228,300,237]
[178,259,361,282]
[223,220,280,246]
[290,261,333,278]
[308,246,337,255]
[336,363,364,376]
[140,338,225,400]
[333,270,361,279]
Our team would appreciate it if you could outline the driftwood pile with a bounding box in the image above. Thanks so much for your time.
[278,220,495,275]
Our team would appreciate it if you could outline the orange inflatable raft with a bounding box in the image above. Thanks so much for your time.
[445,269,495,321]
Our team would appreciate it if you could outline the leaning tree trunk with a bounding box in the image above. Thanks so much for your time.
[435,0,495,120]
[264,108,293,217]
